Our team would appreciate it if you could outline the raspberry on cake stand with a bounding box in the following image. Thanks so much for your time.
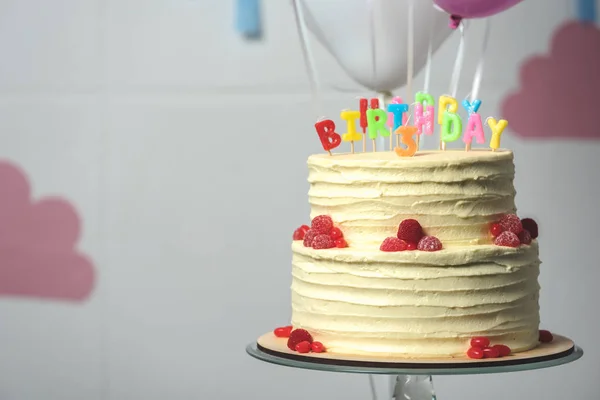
[246,332,583,399]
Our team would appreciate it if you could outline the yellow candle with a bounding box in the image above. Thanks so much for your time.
[487,118,508,150]
[340,110,362,142]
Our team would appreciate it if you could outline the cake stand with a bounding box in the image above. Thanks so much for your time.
[246,333,583,399]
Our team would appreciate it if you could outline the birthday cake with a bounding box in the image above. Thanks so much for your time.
[273,95,546,359]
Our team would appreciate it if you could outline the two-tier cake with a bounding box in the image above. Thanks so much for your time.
[286,149,541,358]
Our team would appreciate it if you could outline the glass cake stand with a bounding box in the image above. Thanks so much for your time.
[246,339,583,400]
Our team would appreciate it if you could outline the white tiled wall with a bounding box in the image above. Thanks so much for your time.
[0,1,598,399]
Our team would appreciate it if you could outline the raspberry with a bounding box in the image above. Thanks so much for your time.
[539,330,553,343]
[287,329,313,350]
[311,215,333,234]
[417,236,442,252]
[492,344,511,357]
[499,214,523,234]
[521,218,538,239]
[311,341,325,353]
[380,237,408,252]
[274,326,293,338]
[312,234,335,249]
[334,238,348,248]
[470,337,490,348]
[483,346,500,359]
[397,219,424,243]
[295,341,312,353]
[303,229,318,247]
[330,227,343,240]
[293,225,310,240]
[467,347,484,359]
[494,231,520,247]
[406,242,417,250]
[518,229,532,245]
[490,223,503,237]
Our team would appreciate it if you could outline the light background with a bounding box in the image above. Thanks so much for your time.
[0,0,598,399]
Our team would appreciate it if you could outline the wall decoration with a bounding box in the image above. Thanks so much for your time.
[0,161,95,302]
[502,2,600,139]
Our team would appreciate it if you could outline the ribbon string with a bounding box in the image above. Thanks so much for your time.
[449,23,466,98]
[470,19,491,102]
[291,0,322,118]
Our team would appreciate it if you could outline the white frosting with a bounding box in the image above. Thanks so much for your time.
[290,150,542,357]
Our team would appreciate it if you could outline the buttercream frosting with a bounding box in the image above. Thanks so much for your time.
[290,150,542,357]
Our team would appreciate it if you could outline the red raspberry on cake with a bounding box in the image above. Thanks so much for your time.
[521,218,538,239]
[274,325,293,338]
[397,219,424,243]
[311,342,325,353]
[303,229,318,247]
[518,229,532,245]
[539,330,553,343]
[287,329,313,350]
[492,344,511,357]
[490,222,503,238]
[330,227,343,240]
[334,238,348,248]
[380,237,408,252]
[498,214,523,234]
[311,215,333,234]
[406,242,417,250]
[312,234,335,249]
[295,341,312,353]
[293,225,310,240]
[417,236,442,252]
[494,231,520,247]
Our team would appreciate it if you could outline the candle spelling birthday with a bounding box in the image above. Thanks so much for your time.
[314,93,508,157]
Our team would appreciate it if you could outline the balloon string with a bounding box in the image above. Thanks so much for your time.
[291,0,322,118]
[470,19,491,102]
[423,21,434,94]
[449,23,465,98]
[368,0,377,91]
[406,0,415,104]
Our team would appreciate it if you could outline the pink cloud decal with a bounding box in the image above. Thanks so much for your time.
[0,161,94,301]
[502,21,600,139]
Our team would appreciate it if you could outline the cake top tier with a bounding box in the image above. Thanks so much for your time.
[306,149,516,248]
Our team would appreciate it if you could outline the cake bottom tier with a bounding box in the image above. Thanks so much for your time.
[290,241,541,357]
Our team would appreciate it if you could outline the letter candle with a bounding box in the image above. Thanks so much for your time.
[314,119,341,155]
[414,91,435,150]
[463,113,485,151]
[487,118,508,151]
[386,97,405,150]
[340,110,362,154]
[359,98,368,152]
[366,98,390,152]
[387,103,409,148]
[438,95,459,150]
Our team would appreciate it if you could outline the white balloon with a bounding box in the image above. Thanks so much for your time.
[300,0,452,93]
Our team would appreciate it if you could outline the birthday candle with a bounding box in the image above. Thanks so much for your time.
[487,118,508,150]
[414,103,435,136]
[463,113,485,150]
[359,98,368,152]
[340,110,362,154]
[438,96,458,125]
[314,119,341,155]
[462,99,482,115]
[394,126,418,157]
[366,109,390,140]
[387,103,409,133]
[440,111,463,143]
